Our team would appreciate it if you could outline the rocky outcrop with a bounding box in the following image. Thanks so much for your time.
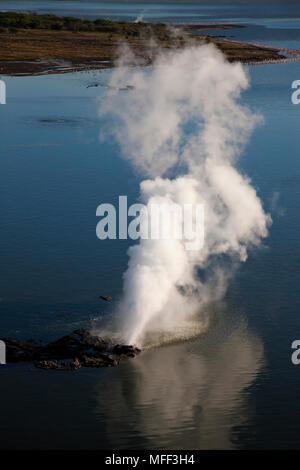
[99,295,112,302]
[112,344,141,358]
[3,338,38,362]
[35,358,82,370]
[1,328,141,370]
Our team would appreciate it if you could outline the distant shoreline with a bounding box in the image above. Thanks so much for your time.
[0,12,296,76]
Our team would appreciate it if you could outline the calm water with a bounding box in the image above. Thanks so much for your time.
[1,1,300,450]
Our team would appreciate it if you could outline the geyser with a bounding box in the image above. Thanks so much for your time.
[99,43,271,347]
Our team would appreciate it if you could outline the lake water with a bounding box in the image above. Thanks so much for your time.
[1,1,300,450]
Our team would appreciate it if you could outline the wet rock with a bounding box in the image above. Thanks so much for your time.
[99,295,112,302]
[2,338,39,362]
[27,338,38,344]
[113,344,141,358]
[41,328,109,360]
[35,360,63,370]
[81,354,116,368]
[70,357,81,370]
[86,82,100,88]
[1,329,140,370]
[35,358,82,370]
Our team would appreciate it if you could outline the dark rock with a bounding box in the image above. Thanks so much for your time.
[113,344,141,358]
[27,338,38,344]
[35,360,65,370]
[1,328,141,370]
[35,358,82,370]
[70,357,81,370]
[86,83,100,88]
[99,295,112,302]
[41,328,108,360]
[81,354,117,368]
[2,338,39,362]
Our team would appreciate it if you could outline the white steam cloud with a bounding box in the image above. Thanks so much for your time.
[134,12,145,23]
[99,44,271,347]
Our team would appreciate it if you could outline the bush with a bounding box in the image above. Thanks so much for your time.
[0,11,156,38]
[51,22,63,30]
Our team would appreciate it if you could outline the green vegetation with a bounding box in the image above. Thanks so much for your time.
[0,11,167,37]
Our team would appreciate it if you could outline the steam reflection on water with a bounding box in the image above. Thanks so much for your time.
[94,316,264,449]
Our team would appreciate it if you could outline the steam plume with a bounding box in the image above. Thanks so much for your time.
[99,44,271,347]
[134,12,145,23]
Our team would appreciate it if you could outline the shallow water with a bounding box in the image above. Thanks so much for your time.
[1,1,300,450]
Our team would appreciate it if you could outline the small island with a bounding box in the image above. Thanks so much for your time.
[0,12,292,76]
[1,328,141,370]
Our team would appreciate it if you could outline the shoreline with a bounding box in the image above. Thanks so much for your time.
[0,14,297,76]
